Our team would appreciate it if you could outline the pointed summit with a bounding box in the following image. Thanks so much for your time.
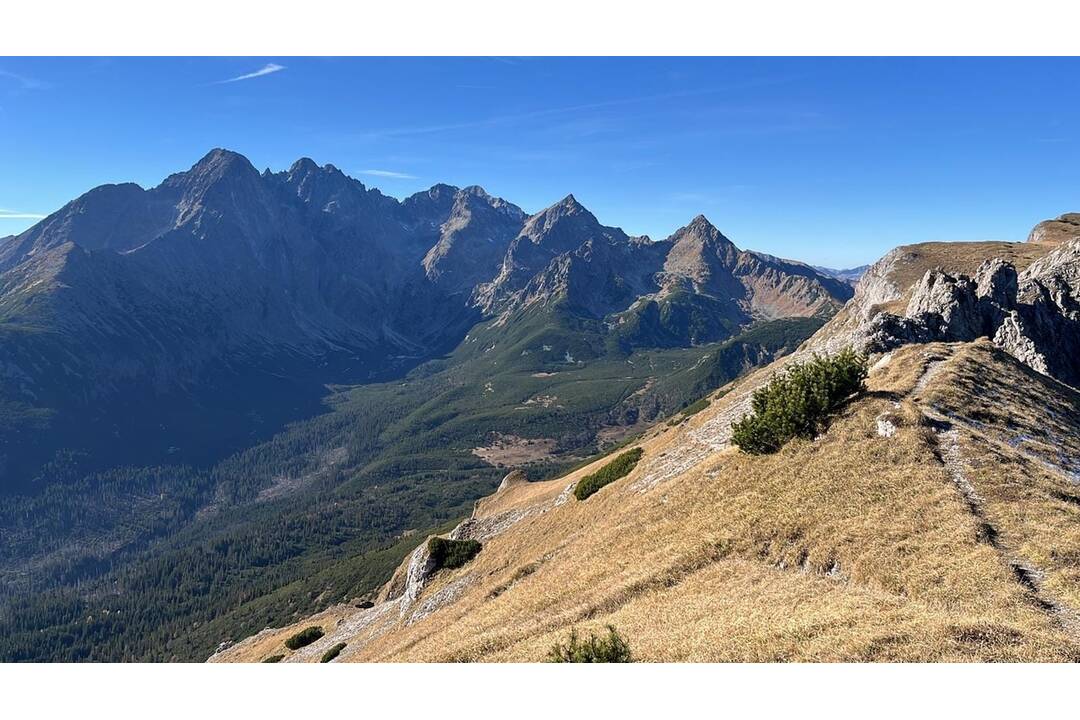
[519,194,604,251]
[425,183,461,200]
[661,215,744,297]
[555,193,586,214]
[288,157,320,175]
[166,148,261,198]
[688,214,714,229]
[190,148,257,176]
[666,214,739,266]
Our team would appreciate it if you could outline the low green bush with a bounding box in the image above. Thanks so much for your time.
[320,642,347,663]
[548,625,632,663]
[731,348,868,455]
[262,654,285,663]
[284,626,324,650]
[574,447,643,500]
[427,537,482,571]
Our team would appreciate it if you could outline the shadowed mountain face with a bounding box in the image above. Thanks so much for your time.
[0,149,851,490]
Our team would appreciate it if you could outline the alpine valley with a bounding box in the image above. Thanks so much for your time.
[0,149,852,661]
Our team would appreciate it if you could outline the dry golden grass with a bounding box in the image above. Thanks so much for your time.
[885,241,1049,295]
[214,340,1080,663]
[920,341,1080,618]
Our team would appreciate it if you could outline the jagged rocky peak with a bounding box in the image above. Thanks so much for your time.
[449,185,524,220]
[421,186,527,293]
[402,183,462,225]
[287,156,319,175]
[279,156,371,214]
[487,193,625,288]
[458,185,526,221]
[658,214,751,303]
[664,214,741,275]
[418,183,461,204]
[1027,212,1080,245]
[170,147,260,188]
[284,155,349,186]
[519,194,605,246]
[163,148,271,225]
[553,192,586,213]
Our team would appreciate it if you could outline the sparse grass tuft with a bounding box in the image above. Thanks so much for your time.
[428,537,482,571]
[284,626,324,650]
[548,625,632,662]
[320,642,347,663]
[732,348,867,454]
[574,447,643,500]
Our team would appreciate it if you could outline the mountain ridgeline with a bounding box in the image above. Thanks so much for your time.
[0,150,855,661]
[0,149,851,490]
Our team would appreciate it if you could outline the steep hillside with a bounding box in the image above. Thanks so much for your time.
[212,216,1080,662]
[212,340,1080,662]
[0,315,820,662]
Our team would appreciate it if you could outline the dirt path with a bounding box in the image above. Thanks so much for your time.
[909,349,1080,641]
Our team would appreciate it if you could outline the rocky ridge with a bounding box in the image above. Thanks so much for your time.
[819,225,1080,387]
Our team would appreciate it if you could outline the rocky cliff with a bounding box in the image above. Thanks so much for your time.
[808,214,1080,387]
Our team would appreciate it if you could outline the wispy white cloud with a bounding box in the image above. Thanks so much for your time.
[0,208,46,219]
[357,75,803,140]
[214,63,286,84]
[0,69,49,90]
[357,169,418,180]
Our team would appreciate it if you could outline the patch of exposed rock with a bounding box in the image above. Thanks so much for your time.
[377,470,574,618]
[848,241,1080,387]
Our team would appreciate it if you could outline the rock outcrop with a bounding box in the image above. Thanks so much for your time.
[821,220,1080,388]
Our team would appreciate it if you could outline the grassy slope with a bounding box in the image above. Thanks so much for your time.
[0,303,821,661]
[216,340,1080,662]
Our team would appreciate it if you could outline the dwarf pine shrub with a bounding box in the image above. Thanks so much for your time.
[548,625,632,663]
[284,626,324,650]
[731,348,867,454]
[428,537,482,571]
[574,447,644,501]
[320,642,347,663]
[262,654,285,663]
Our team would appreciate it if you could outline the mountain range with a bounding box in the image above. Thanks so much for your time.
[0,148,851,492]
[7,149,1077,663]
[0,149,855,661]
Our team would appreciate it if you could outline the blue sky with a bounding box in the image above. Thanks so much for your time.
[1,57,1077,267]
